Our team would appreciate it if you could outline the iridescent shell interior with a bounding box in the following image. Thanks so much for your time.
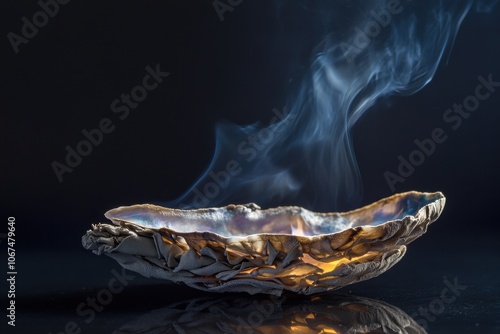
[82,191,445,295]
[104,191,441,237]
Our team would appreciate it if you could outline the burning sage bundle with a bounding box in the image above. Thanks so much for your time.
[82,191,444,295]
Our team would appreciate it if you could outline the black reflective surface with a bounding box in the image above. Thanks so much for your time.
[8,236,499,334]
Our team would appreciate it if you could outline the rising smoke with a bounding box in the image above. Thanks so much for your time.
[171,0,486,211]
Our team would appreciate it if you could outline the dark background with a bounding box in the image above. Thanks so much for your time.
[1,1,499,333]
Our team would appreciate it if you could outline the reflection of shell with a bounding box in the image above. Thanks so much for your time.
[113,294,426,334]
[82,191,445,295]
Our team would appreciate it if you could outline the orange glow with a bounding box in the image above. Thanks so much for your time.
[301,252,379,273]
